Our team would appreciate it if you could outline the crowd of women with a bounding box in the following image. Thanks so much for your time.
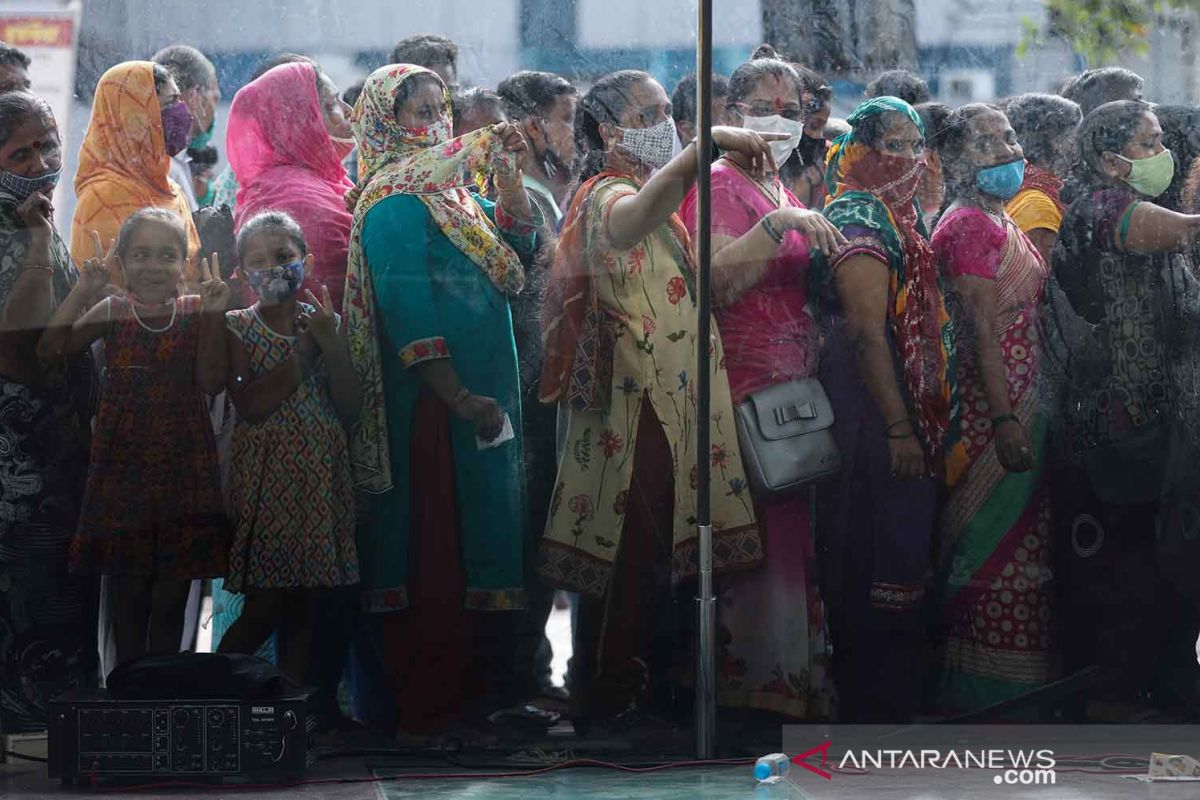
[4,31,1200,742]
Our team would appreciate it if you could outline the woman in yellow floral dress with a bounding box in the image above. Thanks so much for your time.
[540,70,775,729]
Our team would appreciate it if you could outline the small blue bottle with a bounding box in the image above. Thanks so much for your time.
[754,753,790,784]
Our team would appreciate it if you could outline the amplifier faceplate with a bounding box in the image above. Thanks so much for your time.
[49,690,312,785]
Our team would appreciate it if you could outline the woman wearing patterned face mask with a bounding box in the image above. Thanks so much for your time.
[343,64,541,738]
[0,90,97,735]
[70,62,201,284]
[538,69,780,731]
[226,62,355,312]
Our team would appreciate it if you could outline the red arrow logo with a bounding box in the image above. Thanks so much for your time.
[791,740,834,780]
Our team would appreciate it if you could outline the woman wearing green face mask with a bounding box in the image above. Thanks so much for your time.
[1049,100,1200,713]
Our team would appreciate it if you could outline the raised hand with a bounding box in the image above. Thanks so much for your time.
[198,252,231,312]
[16,189,53,234]
[777,208,848,256]
[79,231,115,297]
[711,126,788,177]
[493,122,529,157]
[297,277,338,351]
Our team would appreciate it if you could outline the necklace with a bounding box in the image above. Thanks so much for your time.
[724,157,783,208]
[129,297,177,333]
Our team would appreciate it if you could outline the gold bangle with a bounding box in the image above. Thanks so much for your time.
[22,265,54,273]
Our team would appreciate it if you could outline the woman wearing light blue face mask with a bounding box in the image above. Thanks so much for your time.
[1050,100,1200,709]
[928,103,1056,714]
[0,90,98,732]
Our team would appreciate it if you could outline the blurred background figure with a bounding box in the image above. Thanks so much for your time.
[671,72,730,148]
[152,45,222,212]
[187,145,219,208]
[0,41,31,92]
[391,34,459,91]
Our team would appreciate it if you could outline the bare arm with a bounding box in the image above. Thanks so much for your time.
[37,292,110,361]
[954,274,1034,472]
[710,207,846,305]
[0,193,57,335]
[299,287,362,425]
[1123,202,1200,253]
[606,127,783,251]
[1025,228,1057,267]
[194,255,230,396]
[835,253,925,478]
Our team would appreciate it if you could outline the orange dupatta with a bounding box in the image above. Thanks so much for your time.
[70,61,199,282]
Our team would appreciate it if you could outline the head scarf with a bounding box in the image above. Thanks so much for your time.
[70,61,199,281]
[227,62,354,309]
[343,63,525,492]
[823,96,966,484]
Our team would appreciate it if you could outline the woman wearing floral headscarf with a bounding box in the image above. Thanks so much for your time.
[343,64,539,736]
[815,96,962,722]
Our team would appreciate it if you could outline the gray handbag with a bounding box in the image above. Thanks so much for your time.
[734,377,841,496]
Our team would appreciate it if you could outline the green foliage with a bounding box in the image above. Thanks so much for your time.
[1021,0,1200,65]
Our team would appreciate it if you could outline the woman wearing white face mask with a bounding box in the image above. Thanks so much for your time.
[677,51,845,721]
[539,69,781,730]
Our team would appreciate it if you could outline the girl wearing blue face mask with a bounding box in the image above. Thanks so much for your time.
[216,211,361,685]
[928,104,1056,715]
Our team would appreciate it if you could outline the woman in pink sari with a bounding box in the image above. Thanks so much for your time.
[226,61,355,311]
[680,52,845,720]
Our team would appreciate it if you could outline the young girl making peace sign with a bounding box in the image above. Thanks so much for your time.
[39,207,231,670]
[215,211,360,684]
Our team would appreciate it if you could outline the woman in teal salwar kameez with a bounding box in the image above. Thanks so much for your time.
[343,64,540,735]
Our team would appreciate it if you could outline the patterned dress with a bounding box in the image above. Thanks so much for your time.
[931,207,1054,713]
[224,305,358,592]
[70,295,228,578]
[540,176,761,597]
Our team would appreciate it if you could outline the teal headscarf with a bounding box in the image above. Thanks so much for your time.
[824,96,924,199]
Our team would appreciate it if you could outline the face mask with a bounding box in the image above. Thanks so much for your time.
[246,259,305,304]
[402,116,453,147]
[0,166,60,201]
[161,102,195,157]
[616,118,676,171]
[975,158,1026,200]
[740,114,804,170]
[190,119,214,150]
[1117,148,1175,198]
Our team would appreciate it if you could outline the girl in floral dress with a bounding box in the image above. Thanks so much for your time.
[39,207,230,670]
[216,211,360,683]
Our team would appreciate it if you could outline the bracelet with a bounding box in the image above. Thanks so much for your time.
[760,214,785,245]
[22,264,54,273]
[451,387,470,409]
[886,417,913,433]
[992,413,1019,428]
[887,431,916,440]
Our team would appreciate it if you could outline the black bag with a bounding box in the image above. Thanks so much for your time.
[106,653,304,700]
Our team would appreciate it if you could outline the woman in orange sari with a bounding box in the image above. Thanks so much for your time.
[71,61,200,281]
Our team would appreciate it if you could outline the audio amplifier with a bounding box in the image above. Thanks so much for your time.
[47,688,314,786]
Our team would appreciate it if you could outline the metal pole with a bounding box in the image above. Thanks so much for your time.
[694,0,716,761]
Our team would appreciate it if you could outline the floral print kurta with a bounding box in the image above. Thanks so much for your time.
[540,177,761,597]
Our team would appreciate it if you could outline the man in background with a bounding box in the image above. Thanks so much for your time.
[152,44,221,211]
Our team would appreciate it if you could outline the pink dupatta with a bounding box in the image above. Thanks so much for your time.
[227,62,355,310]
